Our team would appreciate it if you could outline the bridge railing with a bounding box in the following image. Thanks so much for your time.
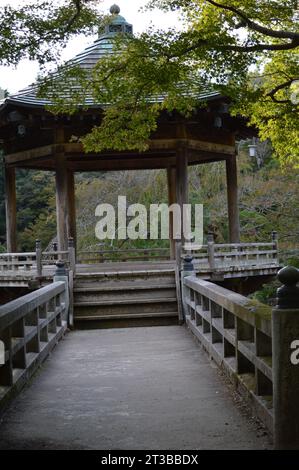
[0,282,67,413]
[183,274,274,431]
[0,238,76,279]
[183,232,279,272]
[183,266,299,449]
[0,252,36,273]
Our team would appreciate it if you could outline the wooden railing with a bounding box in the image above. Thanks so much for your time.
[183,266,299,449]
[183,232,279,273]
[0,234,279,282]
[77,247,170,264]
[0,252,36,273]
[183,275,273,431]
[0,282,67,413]
[0,239,76,279]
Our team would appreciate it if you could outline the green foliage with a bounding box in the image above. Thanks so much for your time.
[0,0,102,66]
[73,144,299,249]
[0,163,56,251]
[41,0,298,164]
[234,50,299,166]
[250,281,279,306]
[75,170,170,250]
[16,171,56,251]
[0,141,298,258]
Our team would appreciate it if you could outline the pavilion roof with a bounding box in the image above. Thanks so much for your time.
[0,5,221,112]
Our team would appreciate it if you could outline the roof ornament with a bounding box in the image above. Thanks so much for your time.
[110,4,121,15]
[98,4,133,38]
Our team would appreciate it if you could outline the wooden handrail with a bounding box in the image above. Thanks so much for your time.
[0,282,65,331]
[184,276,273,431]
[182,237,279,272]
[0,282,67,408]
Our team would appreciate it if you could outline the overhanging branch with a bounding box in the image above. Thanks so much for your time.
[266,78,298,103]
[206,0,299,41]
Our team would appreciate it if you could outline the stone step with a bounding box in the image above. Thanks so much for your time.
[74,283,176,292]
[74,284,177,302]
[74,311,178,322]
[74,297,178,307]
[74,298,178,318]
[74,274,176,288]
[75,269,175,283]
[76,268,175,276]
[73,264,179,326]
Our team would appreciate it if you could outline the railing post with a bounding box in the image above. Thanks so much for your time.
[68,237,76,276]
[181,255,194,320]
[207,232,215,271]
[35,239,42,278]
[272,266,299,449]
[53,261,70,324]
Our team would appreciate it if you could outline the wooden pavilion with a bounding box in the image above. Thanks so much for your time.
[0,5,249,259]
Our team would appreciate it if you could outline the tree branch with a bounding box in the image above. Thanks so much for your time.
[266,78,298,103]
[65,0,83,32]
[205,0,299,41]
[180,36,299,57]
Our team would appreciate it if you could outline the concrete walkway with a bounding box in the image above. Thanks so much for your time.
[0,326,272,450]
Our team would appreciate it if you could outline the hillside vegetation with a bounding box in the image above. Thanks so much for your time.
[0,141,298,261]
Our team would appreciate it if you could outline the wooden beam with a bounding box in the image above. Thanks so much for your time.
[4,139,234,170]
[5,145,59,165]
[150,138,235,155]
[13,150,227,172]
[167,167,176,260]
[4,166,17,252]
[226,155,240,243]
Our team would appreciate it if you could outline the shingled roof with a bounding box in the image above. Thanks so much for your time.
[1,5,221,111]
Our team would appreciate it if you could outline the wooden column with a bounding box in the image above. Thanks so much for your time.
[54,125,76,252]
[67,170,77,248]
[4,166,17,252]
[176,145,189,259]
[56,161,76,252]
[167,167,176,260]
[55,154,69,252]
[226,154,240,243]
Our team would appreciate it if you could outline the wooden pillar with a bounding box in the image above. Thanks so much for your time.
[176,145,189,259]
[4,166,17,252]
[56,161,76,252]
[67,170,77,247]
[226,154,240,243]
[54,125,76,252]
[55,164,77,252]
[55,155,69,252]
[167,167,176,260]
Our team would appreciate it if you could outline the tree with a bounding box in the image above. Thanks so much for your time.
[43,1,299,165]
[0,163,56,250]
[0,0,102,65]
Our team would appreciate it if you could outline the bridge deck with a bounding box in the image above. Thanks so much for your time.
[0,326,272,450]
[0,259,278,288]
